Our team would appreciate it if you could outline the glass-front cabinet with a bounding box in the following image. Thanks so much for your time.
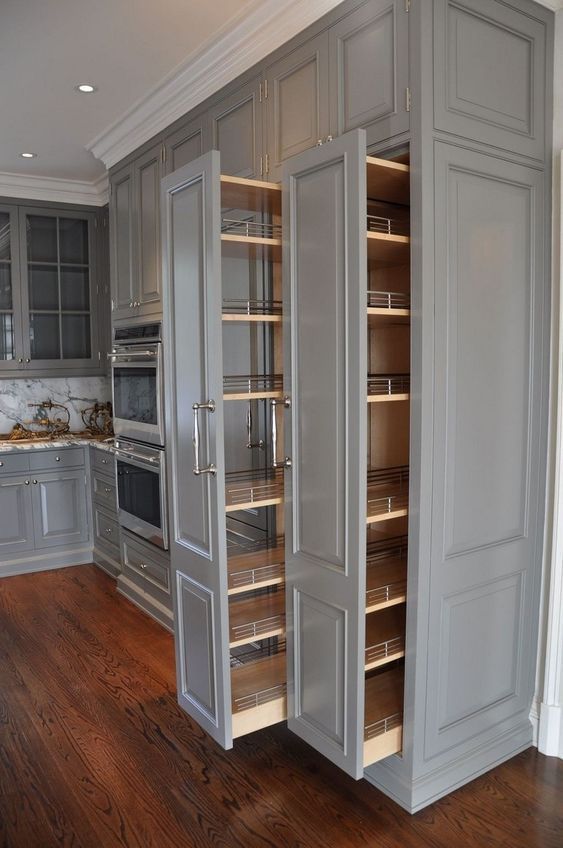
[0,203,105,375]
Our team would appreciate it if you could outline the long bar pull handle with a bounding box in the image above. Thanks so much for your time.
[246,402,264,450]
[270,396,291,469]
[192,401,217,476]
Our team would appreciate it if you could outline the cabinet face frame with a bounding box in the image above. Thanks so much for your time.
[109,163,135,319]
[134,142,164,311]
[0,204,25,371]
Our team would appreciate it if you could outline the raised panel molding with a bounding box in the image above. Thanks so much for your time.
[177,573,217,722]
[434,0,547,160]
[437,573,523,731]
[294,590,346,748]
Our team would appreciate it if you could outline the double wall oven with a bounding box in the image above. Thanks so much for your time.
[109,323,168,550]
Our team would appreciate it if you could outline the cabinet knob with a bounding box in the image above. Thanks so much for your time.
[32,479,37,485]
[139,562,147,570]
[25,358,30,363]
[24,480,30,485]
[326,135,333,143]
[18,357,23,363]
[0,461,3,467]
[316,138,323,146]
[55,456,61,462]
[104,486,112,493]
[101,458,108,464]
[105,528,112,535]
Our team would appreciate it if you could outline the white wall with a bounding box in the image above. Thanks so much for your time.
[537,8,563,759]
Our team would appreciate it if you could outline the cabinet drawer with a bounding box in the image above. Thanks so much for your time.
[91,447,115,475]
[92,471,117,512]
[122,532,170,600]
[0,453,30,474]
[29,447,84,471]
[93,506,120,556]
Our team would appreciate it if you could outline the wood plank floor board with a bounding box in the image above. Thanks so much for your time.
[1,565,562,848]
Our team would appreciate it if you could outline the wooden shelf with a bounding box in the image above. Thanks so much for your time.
[366,493,408,524]
[225,470,284,513]
[364,666,404,767]
[221,233,282,261]
[367,308,410,326]
[224,389,284,401]
[228,543,285,596]
[222,313,282,324]
[366,156,410,206]
[367,393,409,404]
[365,605,406,671]
[221,174,281,215]
[231,651,287,738]
[366,232,410,266]
[366,559,407,613]
[229,591,285,648]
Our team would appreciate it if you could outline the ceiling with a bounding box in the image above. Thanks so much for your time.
[0,0,257,183]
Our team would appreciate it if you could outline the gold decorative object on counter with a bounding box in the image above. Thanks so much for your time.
[80,401,113,436]
[8,399,71,440]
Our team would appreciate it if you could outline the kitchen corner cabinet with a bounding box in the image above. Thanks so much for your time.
[109,140,165,322]
[0,204,106,376]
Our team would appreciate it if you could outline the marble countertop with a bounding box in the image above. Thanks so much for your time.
[0,435,115,454]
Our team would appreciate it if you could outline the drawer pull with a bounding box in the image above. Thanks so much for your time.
[139,562,147,570]
[32,479,37,485]
[0,461,3,467]
[24,480,30,485]
[101,458,108,464]
[104,486,112,493]
[55,456,61,462]
[104,528,112,535]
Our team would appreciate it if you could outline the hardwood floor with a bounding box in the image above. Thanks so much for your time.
[0,565,561,848]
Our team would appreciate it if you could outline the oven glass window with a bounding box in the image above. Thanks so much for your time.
[117,460,161,529]
[113,367,157,425]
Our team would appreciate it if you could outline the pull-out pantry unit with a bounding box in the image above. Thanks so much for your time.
[161,0,552,814]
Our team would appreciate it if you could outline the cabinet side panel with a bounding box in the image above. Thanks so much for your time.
[177,574,217,721]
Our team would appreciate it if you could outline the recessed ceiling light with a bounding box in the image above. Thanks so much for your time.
[75,83,97,93]
[20,152,36,159]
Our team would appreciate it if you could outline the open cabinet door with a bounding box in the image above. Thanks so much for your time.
[283,130,368,778]
[161,151,232,749]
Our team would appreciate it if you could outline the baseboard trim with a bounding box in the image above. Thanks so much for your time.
[0,546,93,578]
[538,702,563,757]
[117,574,174,632]
[364,720,533,813]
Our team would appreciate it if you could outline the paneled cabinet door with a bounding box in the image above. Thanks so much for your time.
[264,34,330,182]
[0,205,25,371]
[109,162,135,320]
[134,142,164,314]
[329,0,409,147]
[161,151,231,748]
[208,77,263,179]
[31,470,89,549]
[283,130,368,779]
[164,113,210,175]
[0,476,35,555]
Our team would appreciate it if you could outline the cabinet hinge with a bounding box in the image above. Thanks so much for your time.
[405,0,410,11]
[265,153,270,176]
[405,87,411,112]
[259,82,263,103]
[264,79,268,100]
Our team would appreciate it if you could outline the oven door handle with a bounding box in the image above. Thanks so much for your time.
[108,350,157,360]
[192,401,217,476]
[114,449,159,466]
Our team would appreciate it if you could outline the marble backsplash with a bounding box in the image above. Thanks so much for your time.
[0,376,111,434]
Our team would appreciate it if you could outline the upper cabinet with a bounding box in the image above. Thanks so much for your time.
[164,112,209,175]
[0,204,106,376]
[328,0,410,146]
[433,0,547,160]
[209,77,263,180]
[264,35,330,182]
[110,141,164,322]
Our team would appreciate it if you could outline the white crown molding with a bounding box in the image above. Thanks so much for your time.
[536,0,563,10]
[87,0,344,169]
[0,171,108,206]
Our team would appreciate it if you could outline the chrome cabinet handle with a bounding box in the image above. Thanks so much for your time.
[270,397,291,469]
[101,458,108,464]
[192,401,216,476]
[55,456,60,462]
[105,528,112,534]
[139,562,147,570]
[104,486,112,493]
[246,402,264,450]
[18,357,23,363]
[32,479,37,484]
[0,461,3,467]
[24,479,30,485]
[25,358,30,363]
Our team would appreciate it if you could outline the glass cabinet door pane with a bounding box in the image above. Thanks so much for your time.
[0,213,11,260]
[59,218,88,264]
[27,215,58,263]
[61,314,91,359]
[61,267,89,311]
[30,313,60,359]
[0,313,14,360]
[0,264,12,310]
[29,265,59,310]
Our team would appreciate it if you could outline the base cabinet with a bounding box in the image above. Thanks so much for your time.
[117,530,173,631]
[31,471,89,549]
[0,476,35,555]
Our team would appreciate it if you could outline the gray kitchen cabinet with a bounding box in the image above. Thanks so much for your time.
[263,34,330,182]
[164,112,210,174]
[0,204,106,376]
[433,0,548,161]
[328,0,410,146]
[90,445,121,578]
[118,529,172,630]
[31,469,89,549]
[0,475,35,555]
[110,141,165,322]
[208,77,263,179]
[109,162,135,320]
